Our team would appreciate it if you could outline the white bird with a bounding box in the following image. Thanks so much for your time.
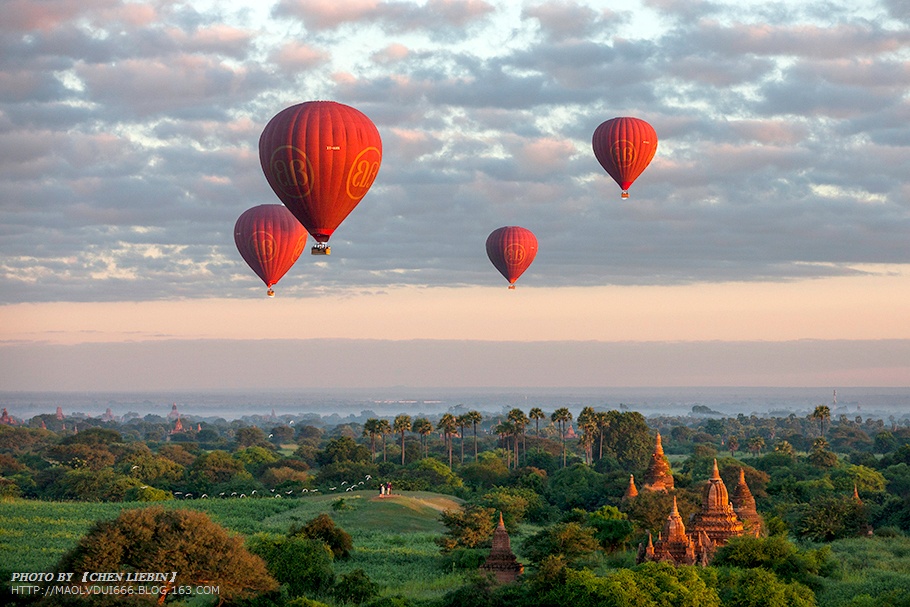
[269,434,273,438]
[231,492,237,496]
[285,490,293,494]
[341,481,348,485]
[274,494,281,498]
[201,494,208,499]
[358,481,364,485]
[252,490,258,494]
[346,487,353,492]
[270,489,275,492]
[329,487,337,491]
[240,493,246,498]
[131,465,139,470]
[301,488,308,493]
[365,475,372,480]
[219,492,226,497]
[140,486,148,489]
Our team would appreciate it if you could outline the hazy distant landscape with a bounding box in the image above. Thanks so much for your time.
[4,386,910,423]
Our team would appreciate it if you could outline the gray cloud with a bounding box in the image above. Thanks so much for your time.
[0,0,908,303]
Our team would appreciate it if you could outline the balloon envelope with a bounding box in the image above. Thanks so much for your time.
[234,204,307,296]
[486,226,538,289]
[592,117,657,198]
[259,101,382,249]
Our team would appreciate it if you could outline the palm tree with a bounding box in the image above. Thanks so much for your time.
[456,413,470,464]
[747,436,765,458]
[594,411,609,461]
[464,410,483,461]
[377,418,392,462]
[577,406,597,465]
[507,408,529,468]
[811,405,831,437]
[727,435,739,458]
[494,420,515,469]
[393,414,411,465]
[363,418,380,461]
[438,413,457,468]
[413,417,433,458]
[529,407,545,452]
[551,407,572,467]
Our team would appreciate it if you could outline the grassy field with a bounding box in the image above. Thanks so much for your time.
[0,491,465,599]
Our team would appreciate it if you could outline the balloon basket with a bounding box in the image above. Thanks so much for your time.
[311,243,331,255]
[267,289,275,297]
[621,190,629,199]
[508,285,516,290]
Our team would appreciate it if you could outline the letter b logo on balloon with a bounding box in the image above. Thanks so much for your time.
[270,146,313,198]
[347,147,381,200]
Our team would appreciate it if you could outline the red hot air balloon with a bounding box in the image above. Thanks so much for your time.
[592,117,657,199]
[234,204,308,297]
[486,226,538,289]
[259,101,382,255]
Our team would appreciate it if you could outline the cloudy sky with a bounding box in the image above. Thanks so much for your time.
[1,0,909,391]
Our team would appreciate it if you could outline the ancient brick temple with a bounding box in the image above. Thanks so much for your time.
[689,459,744,545]
[638,460,748,566]
[637,496,712,566]
[479,512,524,584]
[731,468,763,537]
[642,432,675,491]
[624,474,639,499]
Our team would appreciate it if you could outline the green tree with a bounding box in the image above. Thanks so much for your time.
[333,569,378,605]
[464,410,483,462]
[393,414,411,466]
[587,505,634,552]
[248,533,335,597]
[438,414,458,468]
[600,411,653,469]
[236,426,272,449]
[529,408,545,449]
[811,405,831,437]
[412,418,433,458]
[363,419,381,461]
[291,513,354,560]
[551,408,572,468]
[507,408,529,468]
[377,419,392,463]
[55,507,276,604]
[187,450,251,492]
[521,522,600,566]
[437,504,496,552]
[715,567,816,607]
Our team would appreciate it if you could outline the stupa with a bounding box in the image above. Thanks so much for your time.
[479,512,523,584]
[731,468,763,537]
[689,460,744,546]
[642,432,674,492]
[624,474,639,499]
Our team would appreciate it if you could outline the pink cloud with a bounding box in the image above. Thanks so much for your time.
[271,41,330,73]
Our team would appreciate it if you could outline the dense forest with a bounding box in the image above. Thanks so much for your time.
[2,402,910,606]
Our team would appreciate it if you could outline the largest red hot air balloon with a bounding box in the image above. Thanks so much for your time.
[486,226,538,289]
[592,117,657,199]
[234,204,307,297]
[259,101,382,255]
